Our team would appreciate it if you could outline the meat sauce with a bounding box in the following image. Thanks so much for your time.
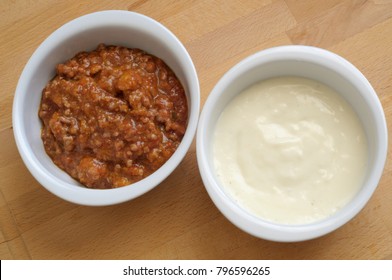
[39,44,188,189]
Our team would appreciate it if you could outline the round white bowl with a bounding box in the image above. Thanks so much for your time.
[197,45,387,242]
[13,11,200,206]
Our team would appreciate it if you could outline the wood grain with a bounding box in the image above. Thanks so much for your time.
[287,0,392,48]
[1,0,392,259]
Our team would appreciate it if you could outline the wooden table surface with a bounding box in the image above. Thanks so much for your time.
[1,0,392,260]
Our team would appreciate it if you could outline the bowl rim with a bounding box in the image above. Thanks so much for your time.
[12,10,200,206]
[196,45,388,242]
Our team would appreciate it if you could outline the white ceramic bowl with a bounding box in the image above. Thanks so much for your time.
[197,45,387,242]
[13,11,200,206]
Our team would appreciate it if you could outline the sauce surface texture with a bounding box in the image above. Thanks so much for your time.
[213,77,367,224]
[39,44,188,189]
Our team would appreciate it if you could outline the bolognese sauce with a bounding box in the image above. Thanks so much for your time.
[38,44,188,189]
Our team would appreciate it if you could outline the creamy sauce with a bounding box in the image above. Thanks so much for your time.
[213,77,368,225]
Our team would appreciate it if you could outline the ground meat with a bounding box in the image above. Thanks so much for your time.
[38,44,188,189]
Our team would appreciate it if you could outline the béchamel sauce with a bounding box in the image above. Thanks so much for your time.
[213,77,368,225]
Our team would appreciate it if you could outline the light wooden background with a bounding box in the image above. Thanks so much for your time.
[1,0,392,260]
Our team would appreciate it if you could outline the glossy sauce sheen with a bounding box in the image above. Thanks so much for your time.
[213,77,368,224]
[39,44,187,189]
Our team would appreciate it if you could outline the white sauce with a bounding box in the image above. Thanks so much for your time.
[213,77,368,225]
